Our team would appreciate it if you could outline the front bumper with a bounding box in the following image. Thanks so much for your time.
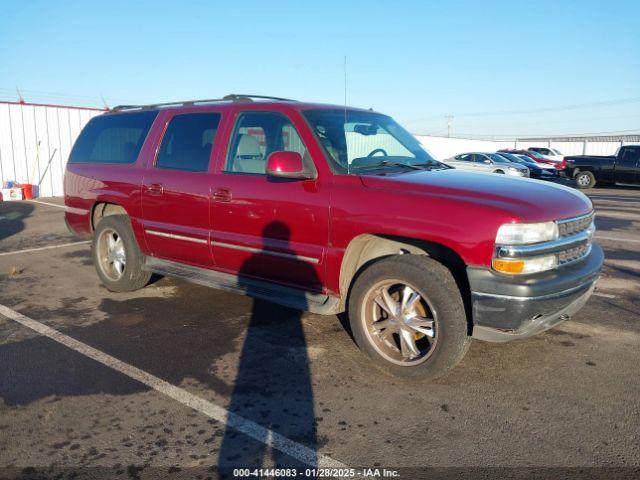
[468,244,604,342]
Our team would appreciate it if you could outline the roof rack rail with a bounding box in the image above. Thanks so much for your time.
[112,94,298,111]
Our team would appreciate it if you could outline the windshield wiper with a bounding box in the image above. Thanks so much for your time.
[354,160,423,171]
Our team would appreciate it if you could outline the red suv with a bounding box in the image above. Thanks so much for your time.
[64,95,603,378]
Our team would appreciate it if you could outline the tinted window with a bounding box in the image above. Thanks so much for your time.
[621,147,640,162]
[488,153,509,163]
[156,113,220,172]
[69,111,157,164]
[225,112,309,175]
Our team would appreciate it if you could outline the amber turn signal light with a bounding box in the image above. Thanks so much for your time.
[492,258,525,274]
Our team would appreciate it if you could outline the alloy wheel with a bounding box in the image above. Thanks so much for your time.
[361,280,438,366]
[96,228,126,281]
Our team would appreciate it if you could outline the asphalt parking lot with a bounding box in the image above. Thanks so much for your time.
[0,187,639,479]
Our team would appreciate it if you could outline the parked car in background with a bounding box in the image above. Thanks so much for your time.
[498,149,562,170]
[64,94,602,378]
[495,152,557,179]
[563,145,640,189]
[444,152,529,177]
[528,147,564,162]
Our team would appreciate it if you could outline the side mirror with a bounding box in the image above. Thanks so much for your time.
[266,151,315,180]
[484,159,492,164]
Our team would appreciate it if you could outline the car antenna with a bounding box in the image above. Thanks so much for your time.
[344,55,350,175]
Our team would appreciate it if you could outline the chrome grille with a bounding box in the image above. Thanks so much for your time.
[558,212,594,238]
[556,212,595,266]
[558,243,591,266]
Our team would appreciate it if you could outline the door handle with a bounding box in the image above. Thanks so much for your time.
[213,188,232,202]
[147,183,164,196]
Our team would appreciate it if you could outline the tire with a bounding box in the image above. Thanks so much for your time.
[494,170,505,174]
[92,214,151,292]
[574,170,596,189]
[348,255,470,379]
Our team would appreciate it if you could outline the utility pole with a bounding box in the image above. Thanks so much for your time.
[445,115,454,137]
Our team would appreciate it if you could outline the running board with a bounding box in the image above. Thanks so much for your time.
[144,257,342,315]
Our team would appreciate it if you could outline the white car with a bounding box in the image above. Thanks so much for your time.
[528,147,564,162]
[444,152,529,177]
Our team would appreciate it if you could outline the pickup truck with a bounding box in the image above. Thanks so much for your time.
[64,94,603,379]
[564,145,640,189]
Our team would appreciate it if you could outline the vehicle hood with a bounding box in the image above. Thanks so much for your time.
[359,169,592,222]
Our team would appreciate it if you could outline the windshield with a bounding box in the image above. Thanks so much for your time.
[303,109,440,173]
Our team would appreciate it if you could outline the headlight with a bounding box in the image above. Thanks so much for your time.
[492,255,558,274]
[495,222,558,245]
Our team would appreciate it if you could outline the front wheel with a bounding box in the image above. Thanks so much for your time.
[348,255,470,379]
[575,170,596,189]
[92,214,152,292]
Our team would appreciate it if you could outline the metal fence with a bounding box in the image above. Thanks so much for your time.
[0,101,103,197]
[415,134,632,161]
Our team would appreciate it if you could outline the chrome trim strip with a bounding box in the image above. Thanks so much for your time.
[496,225,594,258]
[211,240,320,264]
[145,229,208,245]
[557,211,594,225]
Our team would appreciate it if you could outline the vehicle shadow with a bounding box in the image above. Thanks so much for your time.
[217,221,317,476]
[0,201,34,244]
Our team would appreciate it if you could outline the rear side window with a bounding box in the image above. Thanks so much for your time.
[69,111,157,164]
[156,113,221,172]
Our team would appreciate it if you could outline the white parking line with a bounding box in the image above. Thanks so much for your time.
[0,241,90,257]
[27,199,67,209]
[0,303,347,470]
[595,234,640,244]
[593,292,616,299]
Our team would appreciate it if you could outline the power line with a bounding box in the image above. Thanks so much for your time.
[0,87,139,106]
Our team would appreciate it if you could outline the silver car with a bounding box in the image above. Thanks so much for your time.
[444,152,529,177]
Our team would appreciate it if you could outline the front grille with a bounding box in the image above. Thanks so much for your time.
[558,212,594,238]
[558,243,591,266]
[556,212,595,266]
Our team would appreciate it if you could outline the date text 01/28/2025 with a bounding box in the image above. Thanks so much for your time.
[232,467,400,477]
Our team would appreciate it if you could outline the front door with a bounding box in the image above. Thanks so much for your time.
[210,110,329,292]
[141,110,223,267]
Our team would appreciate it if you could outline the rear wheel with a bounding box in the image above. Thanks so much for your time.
[348,255,470,379]
[92,215,151,292]
[575,170,596,189]
[494,170,505,174]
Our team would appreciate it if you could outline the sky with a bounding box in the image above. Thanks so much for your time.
[1,0,639,139]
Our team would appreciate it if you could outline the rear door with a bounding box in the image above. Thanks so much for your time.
[615,146,640,184]
[141,109,223,267]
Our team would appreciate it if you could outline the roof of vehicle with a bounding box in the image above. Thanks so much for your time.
[107,94,377,115]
